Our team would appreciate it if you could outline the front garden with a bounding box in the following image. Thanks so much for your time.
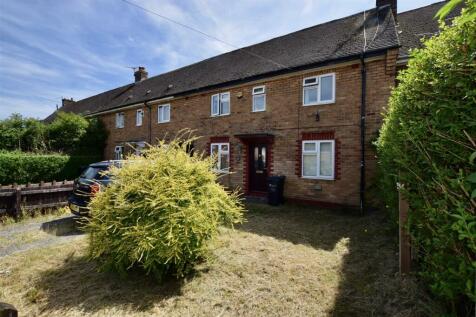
[0,204,442,317]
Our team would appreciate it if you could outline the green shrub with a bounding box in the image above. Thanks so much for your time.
[376,3,475,312]
[0,152,100,184]
[85,136,244,280]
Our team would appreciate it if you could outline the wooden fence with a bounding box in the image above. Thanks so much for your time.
[0,180,74,219]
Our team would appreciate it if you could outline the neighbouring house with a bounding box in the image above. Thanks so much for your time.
[45,0,459,209]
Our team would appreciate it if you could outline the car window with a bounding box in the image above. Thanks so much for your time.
[80,166,110,180]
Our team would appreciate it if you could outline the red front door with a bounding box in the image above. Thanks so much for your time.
[249,143,268,192]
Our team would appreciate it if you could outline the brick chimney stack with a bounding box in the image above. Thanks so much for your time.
[376,0,397,22]
[134,66,148,82]
[61,97,74,107]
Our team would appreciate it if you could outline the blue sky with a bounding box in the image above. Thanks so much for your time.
[0,0,440,119]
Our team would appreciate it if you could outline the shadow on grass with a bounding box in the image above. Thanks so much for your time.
[239,203,433,316]
[34,254,187,313]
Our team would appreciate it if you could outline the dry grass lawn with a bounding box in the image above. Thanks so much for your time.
[0,204,442,316]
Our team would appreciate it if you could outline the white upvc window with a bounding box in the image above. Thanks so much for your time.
[211,92,230,116]
[302,140,335,179]
[136,109,144,126]
[210,143,230,172]
[252,85,266,112]
[303,73,335,106]
[158,104,170,123]
[115,112,125,128]
[114,145,124,160]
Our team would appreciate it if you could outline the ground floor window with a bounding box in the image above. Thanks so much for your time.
[210,143,230,172]
[114,145,124,160]
[302,140,335,179]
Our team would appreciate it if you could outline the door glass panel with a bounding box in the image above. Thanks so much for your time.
[261,147,266,167]
[320,142,332,176]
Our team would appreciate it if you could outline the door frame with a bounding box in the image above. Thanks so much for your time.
[235,134,274,196]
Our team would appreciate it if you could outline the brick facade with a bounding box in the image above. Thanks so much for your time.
[99,51,398,207]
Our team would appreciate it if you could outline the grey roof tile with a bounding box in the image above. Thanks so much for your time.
[46,5,399,121]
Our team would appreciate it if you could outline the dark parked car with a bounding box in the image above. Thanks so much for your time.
[68,160,122,216]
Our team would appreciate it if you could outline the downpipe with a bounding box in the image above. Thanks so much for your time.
[360,54,367,215]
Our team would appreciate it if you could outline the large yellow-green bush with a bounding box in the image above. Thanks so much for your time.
[85,136,244,280]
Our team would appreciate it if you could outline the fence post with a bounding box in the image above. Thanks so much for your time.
[399,189,411,274]
[14,186,22,220]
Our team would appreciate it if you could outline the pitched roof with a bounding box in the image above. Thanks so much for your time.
[45,5,398,121]
[397,1,461,59]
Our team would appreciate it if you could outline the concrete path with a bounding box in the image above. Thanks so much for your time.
[0,215,85,258]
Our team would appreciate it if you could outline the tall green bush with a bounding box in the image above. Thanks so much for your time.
[0,114,47,152]
[46,111,89,153]
[0,111,107,155]
[376,3,475,313]
[86,136,244,280]
[0,152,100,184]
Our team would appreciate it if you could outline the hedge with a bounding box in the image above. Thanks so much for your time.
[376,3,475,314]
[0,152,101,185]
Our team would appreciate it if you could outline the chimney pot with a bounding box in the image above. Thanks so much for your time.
[376,0,397,22]
[134,66,148,82]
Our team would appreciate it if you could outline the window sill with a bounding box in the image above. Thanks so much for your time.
[252,109,266,113]
[302,176,335,180]
[158,121,170,124]
[211,113,231,118]
[303,100,335,106]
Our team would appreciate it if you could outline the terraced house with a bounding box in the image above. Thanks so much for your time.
[46,1,455,210]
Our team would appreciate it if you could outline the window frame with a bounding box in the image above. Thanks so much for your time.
[210,142,230,172]
[115,112,125,129]
[302,73,336,106]
[136,109,144,126]
[252,85,266,112]
[157,104,171,123]
[301,140,335,180]
[211,92,231,117]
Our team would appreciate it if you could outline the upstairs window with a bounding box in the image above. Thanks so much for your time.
[211,92,230,116]
[158,104,170,123]
[252,86,266,112]
[115,112,125,128]
[303,73,335,106]
[136,109,144,126]
[210,143,230,171]
[302,140,335,179]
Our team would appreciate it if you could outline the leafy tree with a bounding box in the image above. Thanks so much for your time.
[377,2,475,314]
[22,118,47,152]
[47,111,89,153]
[0,113,27,151]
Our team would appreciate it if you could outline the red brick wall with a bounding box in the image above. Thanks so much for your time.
[100,50,398,207]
